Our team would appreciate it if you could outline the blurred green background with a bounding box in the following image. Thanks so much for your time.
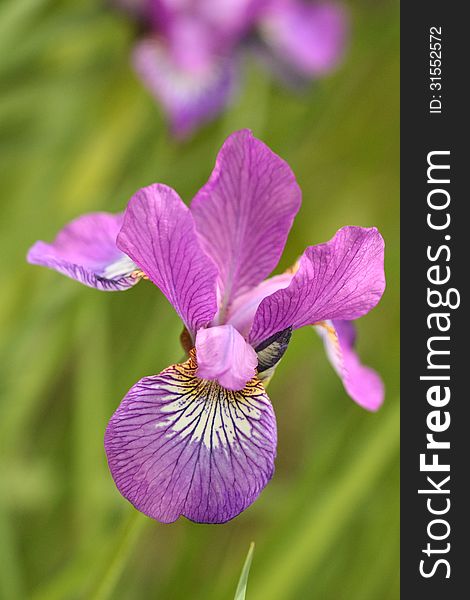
[0,0,399,598]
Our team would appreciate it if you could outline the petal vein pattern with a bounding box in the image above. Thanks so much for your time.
[249,226,385,346]
[105,352,276,523]
[27,212,139,291]
[191,130,301,311]
[117,184,219,334]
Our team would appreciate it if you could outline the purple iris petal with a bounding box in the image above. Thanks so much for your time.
[27,212,139,291]
[117,183,219,335]
[167,17,219,73]
[133,37,237,138]
[316,320,384,411]
[191,130,301,316]
[259,0,348,77]
[118,1,348,135]
[105,352,276,523]
[226,272,293,337]
[249,226,385,347]
[195,324,258,390]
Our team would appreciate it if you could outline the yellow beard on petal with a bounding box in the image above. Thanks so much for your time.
[130,268,149,280]
[180,349,265,393]
[159,349,269,449]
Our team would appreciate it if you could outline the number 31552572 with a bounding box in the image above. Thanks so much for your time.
[430,26,442,91]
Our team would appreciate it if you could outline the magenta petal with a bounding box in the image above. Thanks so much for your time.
[27,212,138,291]
[260,0,348,77]
[316,320,384,411]
[196,325,258,391]
[117,184,218,334]
[249,226,385,346]
[133,37,237,138]
[105,354,276,524]
[191,130,301,313]
[226,273,293,337]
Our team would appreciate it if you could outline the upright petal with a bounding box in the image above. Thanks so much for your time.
[117,184,218,334]
[259,0,348,77]
[315,320,384,411]
[105,351,276,524]
[27,212,139,291]
[249,226,385,346]
[195,325,258,391]
[191,130,301,316]
[133,37,237,138]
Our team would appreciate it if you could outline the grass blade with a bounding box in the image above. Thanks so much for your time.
[234,542,255,600]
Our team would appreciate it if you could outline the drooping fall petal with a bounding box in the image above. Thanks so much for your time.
[27,212,139,291]
[105,351,276,524]
[133,37,237,138]
[315,320,384,411]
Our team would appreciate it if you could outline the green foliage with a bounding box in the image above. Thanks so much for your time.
[0,0,399,598]
[234,543,255,600]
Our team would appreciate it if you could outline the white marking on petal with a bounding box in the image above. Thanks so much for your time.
[101,255,137,279]
[159,377,262,449]
[105,350,276,523]
[316,319,343,375]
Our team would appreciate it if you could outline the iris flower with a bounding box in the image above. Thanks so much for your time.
[116,0,348,136]
[28,130,385,523]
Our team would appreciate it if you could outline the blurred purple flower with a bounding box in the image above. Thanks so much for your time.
[116,0,348,136]
[27,130,384,523]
